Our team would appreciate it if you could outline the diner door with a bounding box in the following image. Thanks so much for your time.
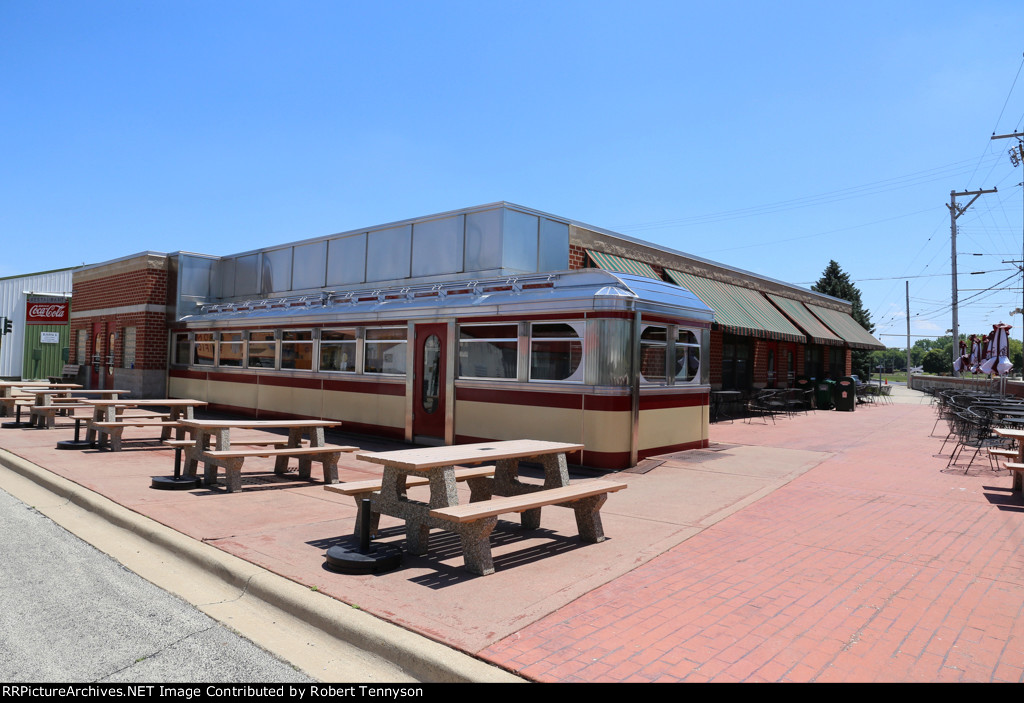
[90,322,104,388]
[413,323,447,443]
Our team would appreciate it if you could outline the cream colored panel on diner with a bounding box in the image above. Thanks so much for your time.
[581,409,632,454]
[323,389,405,430]
[168,376,208,402]
[455,400,582,444]
[257,384,324,419]
[208,378,258,412]
[638,405,705,450]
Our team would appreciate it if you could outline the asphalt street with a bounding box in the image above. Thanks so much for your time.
[0,486,314,683]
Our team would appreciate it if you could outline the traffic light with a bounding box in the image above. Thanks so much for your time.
[2,317,10,335]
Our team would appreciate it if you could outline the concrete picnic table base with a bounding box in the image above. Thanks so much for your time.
[180,423,334,493]
[369,451,586,576]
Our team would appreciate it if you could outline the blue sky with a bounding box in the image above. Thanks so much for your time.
[4,1,1024,348]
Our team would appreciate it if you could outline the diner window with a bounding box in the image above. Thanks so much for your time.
[639,326,668,384]
[248,331,278,369]
[320,329,357,373]
[193,332,216,366]
[675,329,701,383]
[722,339,751,390]
[829,346,845,379]
[219,331,245,367]
[805,346,823,380]
[281,330,314,370]
[530,322,584,382]
[123,327,136,369]
[172,333,190,365]
[458,324,518,379]
[365,328,407,375]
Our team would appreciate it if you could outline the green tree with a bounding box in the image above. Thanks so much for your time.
[922,348,949,374]
[812,260,875,378]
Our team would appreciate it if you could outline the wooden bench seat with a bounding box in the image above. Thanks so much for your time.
[325,466,496,536]
[1000,461,1024,493]
[430,479,628,523]
[989,448,1019,458]
[425,479,627,575]
[199,444,358,492]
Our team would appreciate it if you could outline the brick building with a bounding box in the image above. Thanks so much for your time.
[69,252,174,398]
[68,203,882,469]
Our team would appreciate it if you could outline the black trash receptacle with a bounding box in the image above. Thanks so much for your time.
[815,380,835,410]
[794,376,812,409]
[834,377,856,412]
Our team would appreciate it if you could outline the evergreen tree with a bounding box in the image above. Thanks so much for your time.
[811,260,874,378]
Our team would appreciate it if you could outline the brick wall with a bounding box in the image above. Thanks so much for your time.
[70,255,171,374]
[752,340,770,388]
[569,244,587,270]
[709,329,723,388]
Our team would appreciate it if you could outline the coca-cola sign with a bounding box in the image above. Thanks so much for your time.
[26,296,69,325]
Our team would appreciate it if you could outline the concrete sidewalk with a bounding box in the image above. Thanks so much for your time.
[2,385,1022,682]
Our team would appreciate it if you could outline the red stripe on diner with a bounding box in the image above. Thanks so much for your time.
[169,369,207,381]
[322,378,406,396]
[258,375,324,390]
[456,386,584,409]
[639,438,708,459]
[583,395,631,412]
[639,392,709,410]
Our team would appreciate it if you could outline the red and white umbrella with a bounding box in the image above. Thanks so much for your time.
[980,323,1013,376]
[969,334,985,374]
[954,339,970,373]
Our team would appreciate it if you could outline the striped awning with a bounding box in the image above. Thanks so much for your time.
[806,304,885,350]
[664,269,806,344]
[587,250,660,279]
[767,294,844,346]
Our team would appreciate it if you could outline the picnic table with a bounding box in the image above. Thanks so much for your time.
[0,382,82,418]
[993,427,1024,493]
[29,389,130,429]
[350,440,626,576]
[176,419,353,492]
[85,399,207,450]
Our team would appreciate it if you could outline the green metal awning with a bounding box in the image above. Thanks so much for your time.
[767,294,844,346]
[664,269,806,344]
[806,304,885,350]
[587,250,660,279]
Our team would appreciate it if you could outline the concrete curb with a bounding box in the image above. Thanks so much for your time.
[0,448,524,684]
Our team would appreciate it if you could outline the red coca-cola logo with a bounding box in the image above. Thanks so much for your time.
[28,305,64,318]
[26,302,68,324]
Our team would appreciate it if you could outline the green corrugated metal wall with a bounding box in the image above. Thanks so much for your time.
[22,324,69,380]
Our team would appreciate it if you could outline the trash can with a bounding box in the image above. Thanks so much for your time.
[815,380,835,410]
[795,376,812,409]
[834,377,856,412]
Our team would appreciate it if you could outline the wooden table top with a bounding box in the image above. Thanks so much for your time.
[35,389,130,397]
[177,419,337,430]
[356,440,585,471]
[0,382,81,389]
[995,427,1024,439]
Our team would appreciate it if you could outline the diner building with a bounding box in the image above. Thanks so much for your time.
[68,202,883,469]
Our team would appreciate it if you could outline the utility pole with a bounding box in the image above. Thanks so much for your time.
[949,187,997,374]
[991,130,1024,372]
[906,281,911,378]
